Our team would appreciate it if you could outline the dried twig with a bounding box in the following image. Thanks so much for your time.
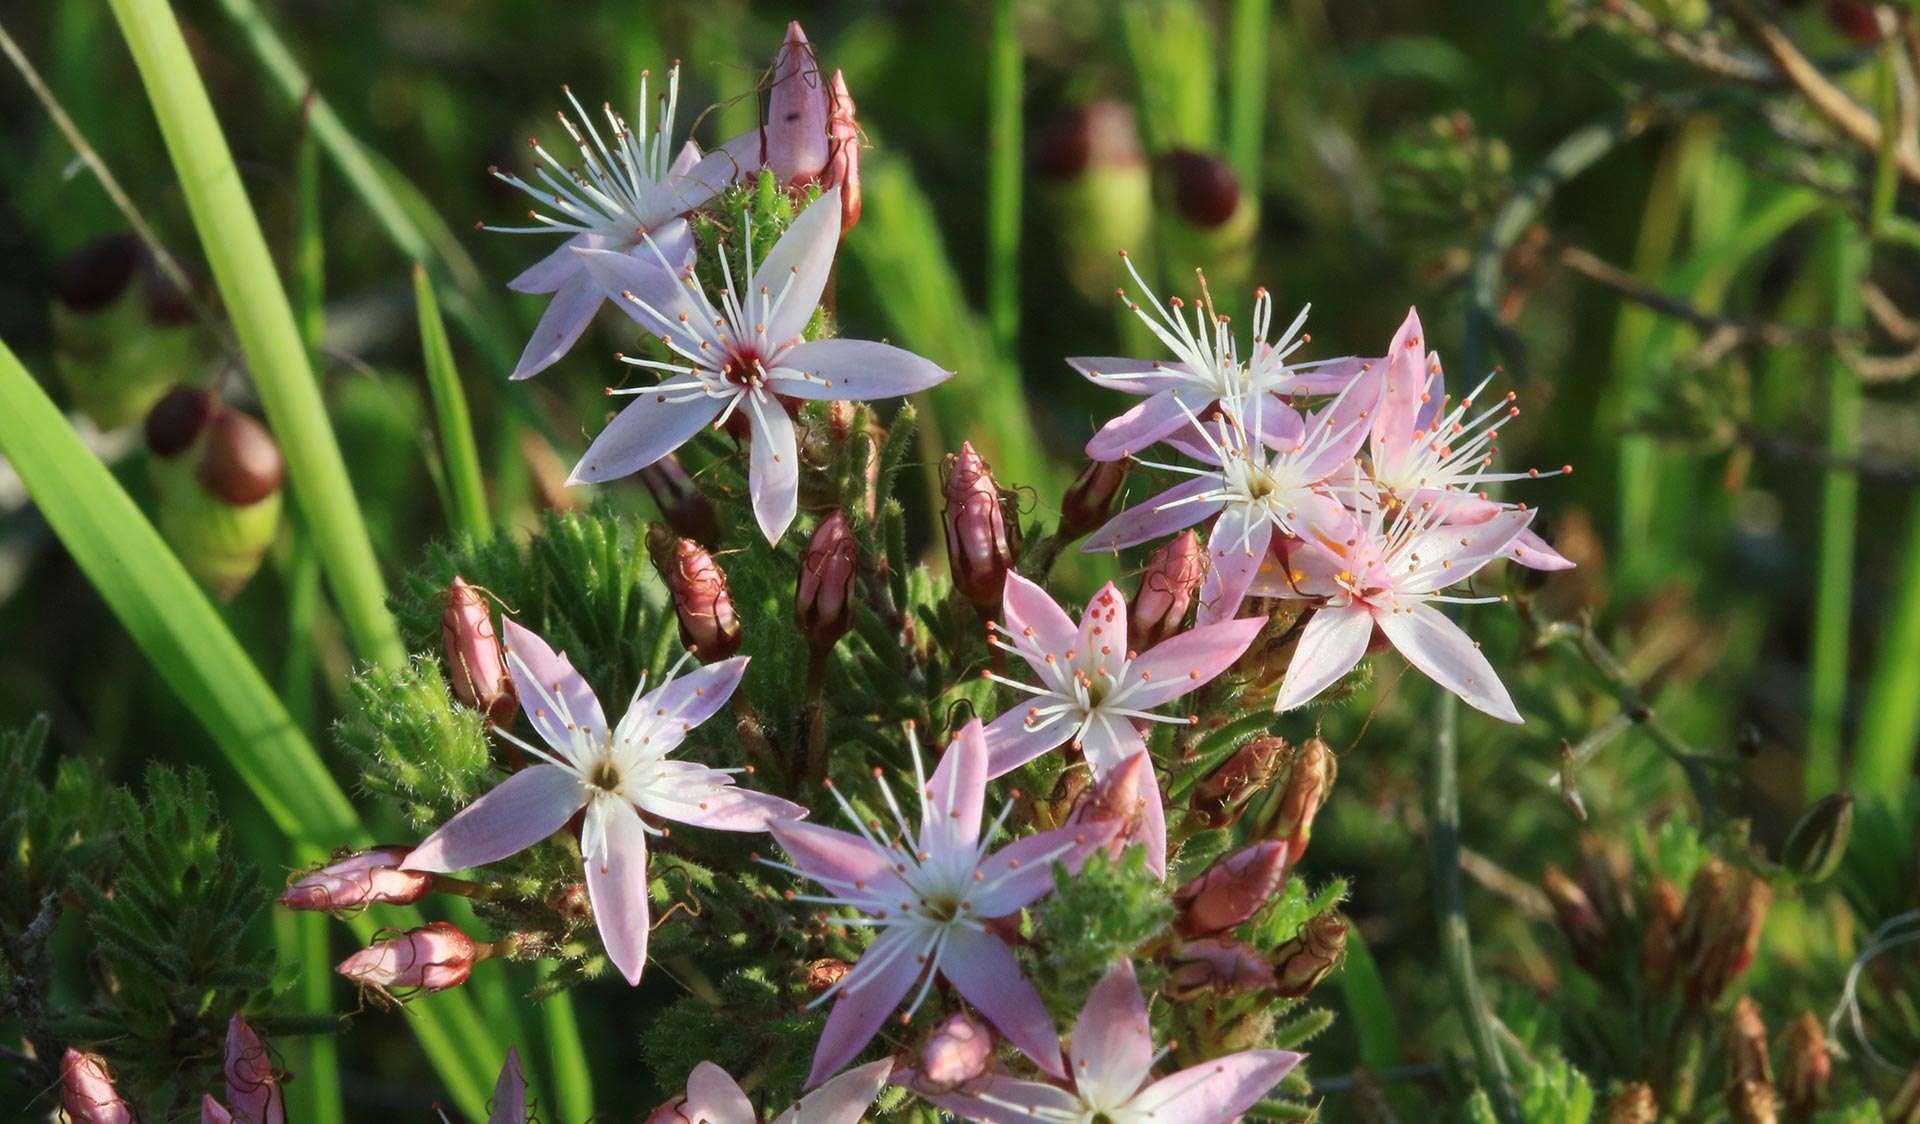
[1556,245,1844,348]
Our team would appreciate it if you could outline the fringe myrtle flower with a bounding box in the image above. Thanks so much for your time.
[1173,842,1290,938]
[1260,495,1536,722]
[486,65,739,380]
[337,921,480,994]
[765,721,1118,1086]
[1083,377,1375,626]
[980,574,1264,873]
[570,187,954,542]
[1072,256,1363,462]
[898,958,1302,1124]
[222,1015,284,1124]
[281,845,432,912]
[487,1049,530,1124]
[642,1059,890,1124]
[403,619,804,985]
[1355,307,1572,571]
[60,1050,132,1124]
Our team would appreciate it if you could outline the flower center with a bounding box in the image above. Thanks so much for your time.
[589,758,623,792]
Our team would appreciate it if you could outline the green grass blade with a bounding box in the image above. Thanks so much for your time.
[538,967,594,1123]
[986,0,1022,360]
[415,265,491,539]
[1226,0,1270,198]
[0,340,505,1121]
[106,0,404,669]
[1855,494,1920,797]
[1337,927,1402,1072]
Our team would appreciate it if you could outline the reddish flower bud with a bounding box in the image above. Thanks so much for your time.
[61,1050,133,1124]
[1247,737,1336,863]
[336,921,477,993]
[195,409,284,507]
[202,1095,234,1124]
[1173,842,1289,938]
[915,1010,997,1092]
[942,442,1015,612]
[1828,0,1884,45]
[145,389,284,598]
[1602,1084,1659,1124]
[1542,864,1609,974]
[1780,793,1852,884]
[1724,997,1772,1087]
[145,385,217,458]
[1272,912,1347,998]
[825,70,862,230]
[1068,751,1152,862]
[1642,876,1684,995]
[1059,459,1130,541]
[765,22,831,188]
[1036,101,1143,180]
[1675,857,1771,1008]
[441,578,517,728]
[1188,734,1286,830]
[1130,530,1205,652]
[56,234,146,314]
[805,958,853,998]
[1160,149,1242,229]
[281,845,434,912]
[796,510,858,649]
[224,1015,284,1124]
[1726,1079,1779,1124]
[1781,1012,1830,1120]
[649,526,743,662]
[1166,937,1276,1001]
[637,455,720,545]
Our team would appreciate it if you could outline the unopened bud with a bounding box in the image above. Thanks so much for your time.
[1724,997,1771,1086]
[1827,0,1885,46]
[1780,793,1852,884]
[1601,1083,1658,1124]
[195,409,285,506]
[1726,1079,1779,1124]
[224,1014,284,1124]
[146,389,284,599]
[145,384,217,457]
[1676,857,1771,1008]
[765,22,830,188]
[1059,459,1130,540]
[796,510,858,649]
[1272,912,1348,998]
[1162,149,1242,228]
[1130,531,1205,652]
[282,845,433,912]
[1247,737,1337,862]
[942,442,1015,612]
[1542,864,1609,974]
[61,1050,133,1124]
[53,235,201,427]
[1156,151,1257,290]
[202,1095,234,1124]
[1038,101,1151,304]
[648,526,743,662]
[1642,876,1684,995]
[441,578,517,727]
[1023,763,1092,833]
[915,1010,997,1091]
[1068,751,1152,862]
[1173,842,1289,938]
[825,70,861,230]
[1167,937,1276,1001]
[637,455,720,545]
[336,921,478,993]
[1188,735,1286,830]
[805,958,852,998]
[1780,1012,1830,1120]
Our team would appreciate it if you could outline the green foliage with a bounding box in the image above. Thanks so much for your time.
[641,967,823,1109]
[0,717,117,928]
[1252,877,1349,949]
[1031,847,1174,1017]
[337,656,492,831]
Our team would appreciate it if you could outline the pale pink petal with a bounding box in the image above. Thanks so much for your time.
[901,1074,1082,1124]
[1160,397,1306,461]
[1071,960,1154,1107]
[1273,603,1375,713]
[771,1058,892,1124]
[1196,508,1273,626]
[685,1062,755,1124]
[567,392,725,486]
[1276,354,1370,397]
[1395,507,1534,595]
[1376,602,1521,723]
[1075,583,1128,680]
[1413,361,1447,430]
[202,1095,234,1124]
[920,720,988,856]
[1083,476,1224,553]
[570,233,701,334]
[637,768,806,831]
[1370,307,1427,449]
[1127,1050,1303,1121]
[980,708,1071,779]
[753,188,843,345]
[665,140,702,183]
[1078,711,1146,776]
[510,275,602,381]
[940,927,1064,1077]
[508,233,592,295]
[672,137,760,204]
[809,926,928,1086]
[585,798,653,984]
[500,617,608,752]
[972,818,1121,917]
[404,764,585,873]
[1067,355,1193,395]
[1506,528,1575,571]
[618,655,749,746]
[769,819,906,908]
[1086,386,1213,461]
[1301,377,1382,479]
[747,396,801,542]
[1135,768,1169,877]
[767,339,953,400]
[487,1048,527,1124]
[1122,615,1267,709]
[766,22,831,185]
[1001,572,1079,659]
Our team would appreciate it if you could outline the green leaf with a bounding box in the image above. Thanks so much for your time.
[415,265,491,540]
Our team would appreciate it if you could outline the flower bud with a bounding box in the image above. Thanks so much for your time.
[765,22,830,188]
[224,1014,284,1124]
[145,384,217,457]
[1780,793,1852,884]
[1166,937,1276,1001]
[336,921,478,993]
[441,578,518,728]
[1037,101,1151,303]
[146,389,285,600]
[201,1095,234,1124]
[942,442,1015,612]
[1162,149,1242,228]
[1726,1080,1779,1124]
[1130,531,1205,652]
[1068,751,1152,862]
[1642,876,1684,995]
[915,1010,997,1091]
[1601,1083,1658,1124]
[1675,857,1771,1009]
[1173,842,1289,938]
[1059,459,1130,541]
[648,526,743,662]
[1188,735,1286,830]
[805,958,852,998]
[825,70,861,230]
[1542,864,1608,975]
[53,235,202,428]
[195,409,285,506]
[1780,1012,1830,1120]
[1155,150,1257,291]
[281,845,433,912]
[1023,762,1092,833]
[1724,997,1771,1086]
[637,455,720,545]
[1828,1,1885,46]
[796,510,858,649]
[61,1049,133,1124]
[1272,912,1347,998]
[1246,737,1336,863]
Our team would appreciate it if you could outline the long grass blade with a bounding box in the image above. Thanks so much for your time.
[415,266,491,539]
[986,0,1022,360]
[1226,0,1270,198]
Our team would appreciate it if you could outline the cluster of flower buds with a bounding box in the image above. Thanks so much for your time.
[1036,100,1151,302]
[1128,530,1205,652]
[440,578,518,727]
[636,455,721,546]
[647,525,743,661]
[913,1010,997,1092]
[1664,856,1772,1009]
[942,442,1017,613]
[60,1049,132,1124]
[281,845,434,913]
[52,233,202,429]
[796,510,858,649]
[336,920,480,995]
[143,385,285,599]
[1541,835,1634,977]
[1189,737,1337,861]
